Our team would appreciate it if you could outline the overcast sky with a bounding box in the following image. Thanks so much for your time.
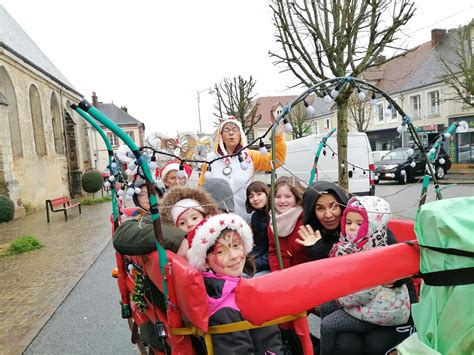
[1,0,473,137]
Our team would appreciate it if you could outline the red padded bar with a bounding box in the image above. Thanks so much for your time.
[236,243,420,325]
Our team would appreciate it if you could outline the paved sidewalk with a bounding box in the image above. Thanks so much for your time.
[0,203,113,355]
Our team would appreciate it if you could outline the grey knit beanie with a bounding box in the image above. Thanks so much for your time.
[202,178,235,213]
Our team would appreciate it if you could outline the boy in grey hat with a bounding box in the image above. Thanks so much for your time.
[202,178,235,213]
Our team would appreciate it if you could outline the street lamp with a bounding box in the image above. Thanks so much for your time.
[197,87,214,137]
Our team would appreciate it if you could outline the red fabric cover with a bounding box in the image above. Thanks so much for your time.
[143,251,209,331]
[388,219,416,242]
[236,242,420,325]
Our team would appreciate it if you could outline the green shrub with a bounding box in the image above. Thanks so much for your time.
[80,196,112,205]
[9,236,42,255]
[0,194,15,223]
[81,170,104,193]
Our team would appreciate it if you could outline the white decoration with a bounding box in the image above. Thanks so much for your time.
[410,161,416,168]
[407,148,414,156]
[439,158,445,165]
[358,91,366,101]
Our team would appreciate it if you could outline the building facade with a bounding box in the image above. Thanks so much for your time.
[89,92,145,172]
[0,6,93,213]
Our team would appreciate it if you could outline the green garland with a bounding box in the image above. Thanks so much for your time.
[132,268,148,312]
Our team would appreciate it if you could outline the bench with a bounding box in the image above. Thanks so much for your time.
[45,196,81,223]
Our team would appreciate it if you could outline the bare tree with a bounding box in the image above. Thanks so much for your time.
[213,75,262,136]
[288,101,312,139]
[437,20,474,107]
[348,93,372,132]
[270,0,415,189]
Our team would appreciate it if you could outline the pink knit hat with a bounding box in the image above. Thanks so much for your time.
[187,213,253,271]
[340,197,369,242]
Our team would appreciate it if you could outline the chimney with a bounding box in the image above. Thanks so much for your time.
[92,92,98,107]
[431,29,446,47]
[374,55,386,65]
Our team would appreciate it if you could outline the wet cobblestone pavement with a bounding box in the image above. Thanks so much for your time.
[0,203,113,355]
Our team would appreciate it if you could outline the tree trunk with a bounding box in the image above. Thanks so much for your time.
[336,96,350,191]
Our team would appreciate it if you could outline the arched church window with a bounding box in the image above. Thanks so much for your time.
[29,85,47,156]
[0,67,22,156]
[50,93,64,154]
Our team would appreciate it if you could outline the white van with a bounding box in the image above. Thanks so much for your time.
[256,132,375,195]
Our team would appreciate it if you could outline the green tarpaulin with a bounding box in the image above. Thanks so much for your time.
[406,196,474,354]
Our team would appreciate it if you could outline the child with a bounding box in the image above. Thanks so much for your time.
[245,181,271,274]
[187,213,283,354]
[319,196,411,355]
[268,176,312,271]
[159,186,220,246]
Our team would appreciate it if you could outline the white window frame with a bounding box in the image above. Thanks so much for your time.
[410,95,421,118]
[107,132,119,147]
[428,90,440,116]
[387,104,398,122]
[312,122,320,134]
[374,103,384,125]
[324,118,331,130]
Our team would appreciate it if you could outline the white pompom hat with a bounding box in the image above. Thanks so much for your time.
[187,213,253,271]
[170,198,205,225]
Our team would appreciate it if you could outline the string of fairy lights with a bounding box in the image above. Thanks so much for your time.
[96,76,452,212]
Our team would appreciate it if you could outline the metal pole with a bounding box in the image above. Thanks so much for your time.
[197,90,202,137]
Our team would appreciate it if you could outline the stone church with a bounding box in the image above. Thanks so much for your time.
[0,5,93,216]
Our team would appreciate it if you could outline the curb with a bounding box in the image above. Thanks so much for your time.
[438,180,474,185]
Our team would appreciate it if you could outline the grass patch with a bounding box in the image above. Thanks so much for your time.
[80,196,112,205]
[0,236,43,257]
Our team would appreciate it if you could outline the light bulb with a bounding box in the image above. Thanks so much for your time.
[397,126,403,133]
[177,165,187,178]
[117,189,124,196]
[283,119,293,133]
[205,170,212,180]
[330,88,339,99]
[400,170,406,176]
[357,90,366,101]
[444,132,451,139]
[306,104,315,115]
[384,105,393,117]
[439,158,445,165]
[259,140,267,154]
[238,154,248,170]
[410,161,416,168]
[108,175,116,182]
[374,175,379,181]
[324,95,333,103]
[127,187,135,196]
[104,181,111,189]
[134,187,141,194]
[370,93,377,106]
[111,162,117,169]
[407,148,414,156]
[149,161,157,170]
[429,148,436,155]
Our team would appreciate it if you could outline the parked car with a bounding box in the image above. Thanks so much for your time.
[371,150,390,163]
[374,146,451,184]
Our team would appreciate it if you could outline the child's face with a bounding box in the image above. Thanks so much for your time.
[177,208,204,233]
[248,191,267,210]
[345,211,364,239]
[274,184,296,214]
[136,186,150,211]
[178,175,187,186]
[206,230,246,277]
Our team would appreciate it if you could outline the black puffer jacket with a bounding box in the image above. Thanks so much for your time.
[249,209,270,272]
